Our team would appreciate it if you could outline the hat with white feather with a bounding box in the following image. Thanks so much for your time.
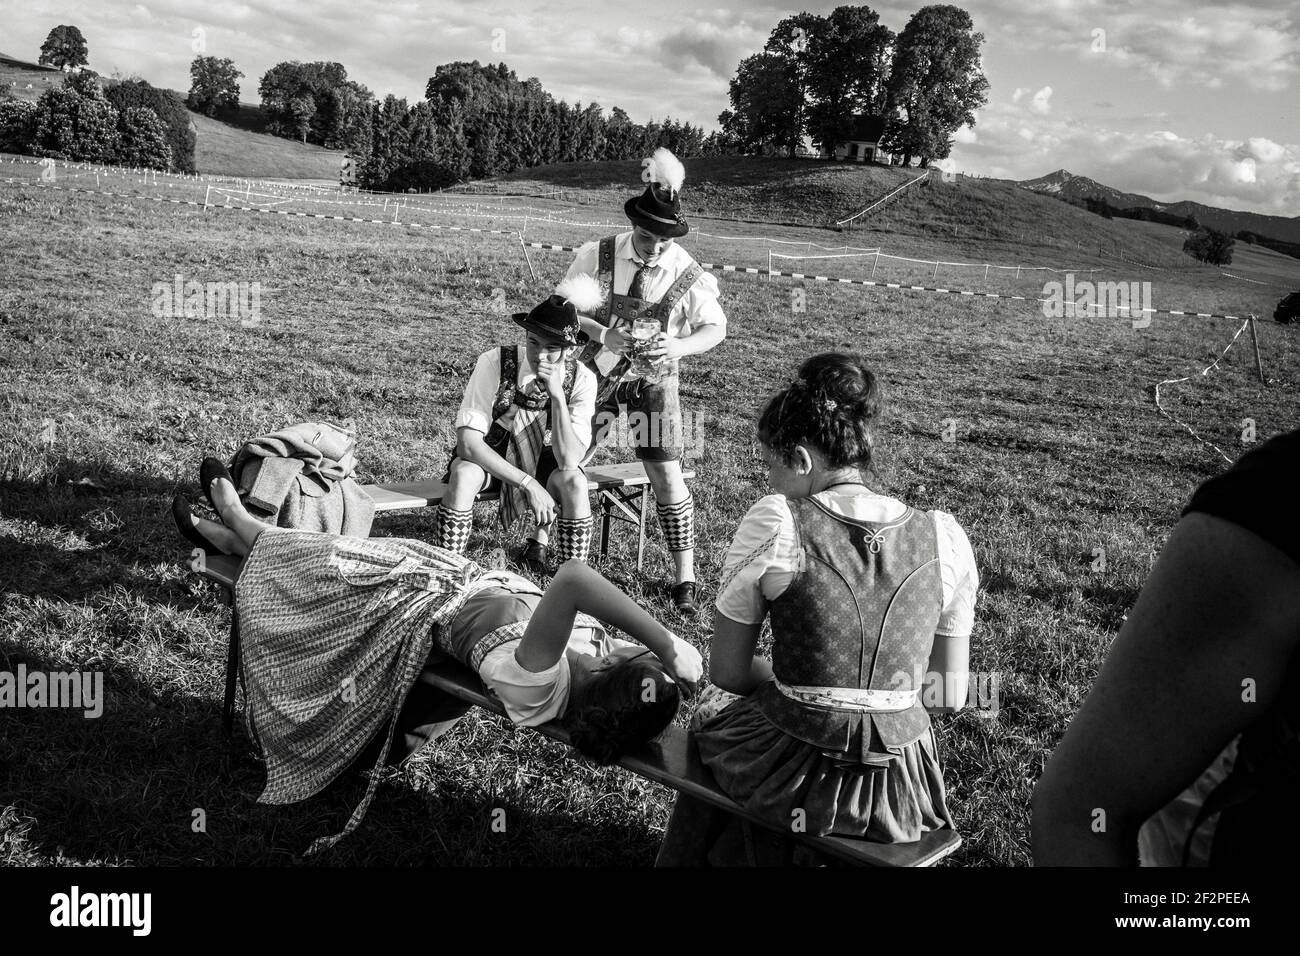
[511,273,604,346]
[625,147,689,238]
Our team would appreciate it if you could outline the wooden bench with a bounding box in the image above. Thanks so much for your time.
[362,461,694,573]
[418,659,963,867]
[193,553,961,868]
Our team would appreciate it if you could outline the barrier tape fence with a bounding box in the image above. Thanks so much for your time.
[1152,319,1255,465]
[3,173,1276,465]
[3,177,1268,325]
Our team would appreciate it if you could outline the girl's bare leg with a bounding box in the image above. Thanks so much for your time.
[208,475,271,552]
[185,511,247,557]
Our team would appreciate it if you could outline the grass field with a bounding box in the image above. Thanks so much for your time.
[2,154,1298,867]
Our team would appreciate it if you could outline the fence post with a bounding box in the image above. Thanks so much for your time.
[933,262,940,280]
[1015,265,1021,279]
[1248,314,1266,385]
[984,263,990,281]
[870,251,879,279]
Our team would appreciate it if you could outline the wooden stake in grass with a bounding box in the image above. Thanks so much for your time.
[1248,314,1266,386]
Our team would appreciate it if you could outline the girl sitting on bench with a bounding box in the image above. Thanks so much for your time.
[174,459,701,851]
[656,353,978,865]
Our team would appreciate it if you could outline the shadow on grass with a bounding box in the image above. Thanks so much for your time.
[0,468,207,604]
[0,640,664,866]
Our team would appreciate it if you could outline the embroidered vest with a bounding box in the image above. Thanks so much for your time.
[753,497,944,757]
[577,235,704,401]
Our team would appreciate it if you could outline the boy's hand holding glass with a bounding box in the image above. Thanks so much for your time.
[642,331,683,365]
[602,326,633,356]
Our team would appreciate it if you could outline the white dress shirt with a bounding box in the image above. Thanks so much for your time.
[564,232,726,379]
[454,345,597,449]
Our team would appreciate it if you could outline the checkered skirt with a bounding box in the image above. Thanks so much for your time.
[235,528,492,849]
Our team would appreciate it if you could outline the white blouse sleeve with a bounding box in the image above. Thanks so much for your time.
[714,494,801,625]
[931,510,978,637]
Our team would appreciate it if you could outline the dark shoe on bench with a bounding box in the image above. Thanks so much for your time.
[200,456,235,515]
[522,538,550,575]
[671,581,699,617]
[172,494,226,555]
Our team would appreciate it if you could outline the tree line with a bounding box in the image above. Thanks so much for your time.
[187,56,720,191]
[11,10,994,186]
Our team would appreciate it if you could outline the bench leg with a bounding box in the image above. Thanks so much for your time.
[599,490,612,559]
[636,486,648,572]
[223,601,241,740]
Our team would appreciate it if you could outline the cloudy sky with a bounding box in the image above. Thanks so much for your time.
[6,0,1297,215]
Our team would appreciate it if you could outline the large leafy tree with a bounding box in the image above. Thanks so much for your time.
[801,6,894,151]
[0,99,38,153]
[187,56,243,117]
[880,4,988,167]
[30,80,118,162]
[259,61,373,149]
[722,52,803,156]
[103,79,196,173]
[39,25,89,71]
[725,6,896,156]
[115,106,171,169]
[1184,228,1235,266]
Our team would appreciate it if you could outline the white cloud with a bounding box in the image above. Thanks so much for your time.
[953,100,1300,214]
[1029,86,1053,115]
[978,0,1300,92]
[1012,86,1029,103]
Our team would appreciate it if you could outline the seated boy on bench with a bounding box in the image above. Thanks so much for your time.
[433,277,603,572]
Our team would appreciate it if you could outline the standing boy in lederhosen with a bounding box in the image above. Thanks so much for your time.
[563,149,727,615]
[433,277,604,572]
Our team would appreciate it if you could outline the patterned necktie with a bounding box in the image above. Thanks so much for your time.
[628,262,656,300]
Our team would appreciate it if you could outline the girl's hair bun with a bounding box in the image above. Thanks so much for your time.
[758,352,883,470]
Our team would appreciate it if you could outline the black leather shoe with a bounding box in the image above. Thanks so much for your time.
[671,581,699,616]
[172,494,226,555]
[522,539,550,575]
[200,456,235,515]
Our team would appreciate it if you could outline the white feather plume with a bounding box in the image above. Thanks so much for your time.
[640,147,686,197]
[554,273,605,315]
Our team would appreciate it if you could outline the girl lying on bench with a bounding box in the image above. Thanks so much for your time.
[657,353,978,865]
[174,458,702,852]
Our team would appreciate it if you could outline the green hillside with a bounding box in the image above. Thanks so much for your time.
[187,109,343,180]
[484,156,1215,270]
[1,54,342,180]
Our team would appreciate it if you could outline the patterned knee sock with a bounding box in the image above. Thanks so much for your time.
[656,494,694,554]
[554,515,593,564]
[435,505,473,554]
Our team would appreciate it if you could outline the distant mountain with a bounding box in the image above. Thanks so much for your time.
[1019,169,1300,245]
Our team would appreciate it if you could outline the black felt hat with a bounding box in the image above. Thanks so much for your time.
[624,148,689,238]
[511,295,589,347]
